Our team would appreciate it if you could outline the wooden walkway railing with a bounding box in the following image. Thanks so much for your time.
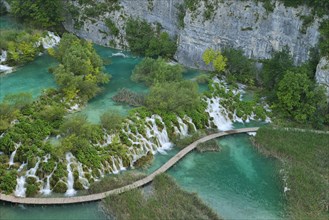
[0,127,259,205]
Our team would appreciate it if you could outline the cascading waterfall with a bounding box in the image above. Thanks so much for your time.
[0,50,13,73]
[65,152,76,196]
[111,156,119,174]
[177,117,189,136]
[118,157,126,171]
[40,163,57,195]
[41,32,61,49]
[14,157,41,197]
[26,157,41,176]
[9,142,21,166]
[14,176,26,197]
[205,97,233,131]
[77,162,90,189]
[145,115,172,153]
[17,162,27,172]
[184,115,197,132]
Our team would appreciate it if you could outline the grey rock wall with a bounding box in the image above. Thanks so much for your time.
[63,0,321,69]
[315,57,329,99]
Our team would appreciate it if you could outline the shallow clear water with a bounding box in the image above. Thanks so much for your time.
[0,202,107,220]
[168,134,284,219]
[0,54,57,101]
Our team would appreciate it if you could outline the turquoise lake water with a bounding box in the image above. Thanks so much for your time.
[0,16,284,220]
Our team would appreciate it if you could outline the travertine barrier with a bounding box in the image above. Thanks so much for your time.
[0,127,259,204]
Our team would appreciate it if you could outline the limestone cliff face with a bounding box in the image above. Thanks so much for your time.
[63,0,321,69]
[315,57,329,99]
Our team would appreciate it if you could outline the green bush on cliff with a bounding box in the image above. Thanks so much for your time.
[10,0,64,28]
[125,18,177,58]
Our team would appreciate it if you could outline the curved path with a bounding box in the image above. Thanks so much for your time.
[0,127,259,204]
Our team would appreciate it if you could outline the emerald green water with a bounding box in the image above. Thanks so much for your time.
[168,135,284,219]
[0,202,107,220]
[0,54,57,101]
[0,16,284,220]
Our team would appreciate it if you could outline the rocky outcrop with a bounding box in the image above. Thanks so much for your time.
[63,0,321,69]
[315,57,329,99]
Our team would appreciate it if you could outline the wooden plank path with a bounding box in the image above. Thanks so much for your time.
[0,127,259,205]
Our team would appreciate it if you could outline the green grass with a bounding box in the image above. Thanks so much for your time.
[88,171,146,194]
[254,126,329,219]
[102,173,221,220]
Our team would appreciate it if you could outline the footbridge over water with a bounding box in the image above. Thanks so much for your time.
[0,127,259,205]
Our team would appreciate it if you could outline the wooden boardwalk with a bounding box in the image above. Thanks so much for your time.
[0,127,259,205]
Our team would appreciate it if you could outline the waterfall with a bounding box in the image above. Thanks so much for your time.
[77,162,90,189]
[118,157,126,171]
[40,163,57,195]
[9,142,21,166]
[65,152,76,196]
[1,50,7,62]
[177,117,189,136]
[26,157,41,176]
[14,176,26,197]
[0,50,13,73]
[95,133,113,147]
[111,156,119,174]
[145,115,172,153]
[205,97,233,131]
[184,116,197,132]
[17,162,27,172]
[41,32,61,49]
[43,154,51,162]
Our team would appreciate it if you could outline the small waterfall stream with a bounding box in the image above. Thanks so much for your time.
[9,142,21,166]
[65,152,76,196]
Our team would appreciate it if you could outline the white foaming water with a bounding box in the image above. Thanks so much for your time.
[17,162,27,172]
[40,163,57,195]
[145,115,172,153]
[65,152,76,196]
[68,104,80,112]
[9,142,21,166]
[111,52,128,58]
[118,157,126,171]
[43,154,51,162]
[0,64,14,73]
[184,115,197,132]
[177,117,189,136]
[1,50,7,62]
[205,97,233,131]
[95,133,113,147]
[247,132,257,136]
[14,176,26,197]
[111,156,119,174]
[77,162,90,189]
[41,32,61,49]
[26,157,41,176]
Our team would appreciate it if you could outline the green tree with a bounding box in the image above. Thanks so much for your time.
[100,111,124,132]
[275,70,328,124]
[126,18,176,58]
[52,33,110,101]
[202,48,227,72]
[10,0,64,28]
[261,48,294,91]
[146,81,200,113]
[131,58,184,86]
[222,48,256,85]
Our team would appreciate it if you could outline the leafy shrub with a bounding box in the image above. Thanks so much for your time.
[125,18,177,58]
